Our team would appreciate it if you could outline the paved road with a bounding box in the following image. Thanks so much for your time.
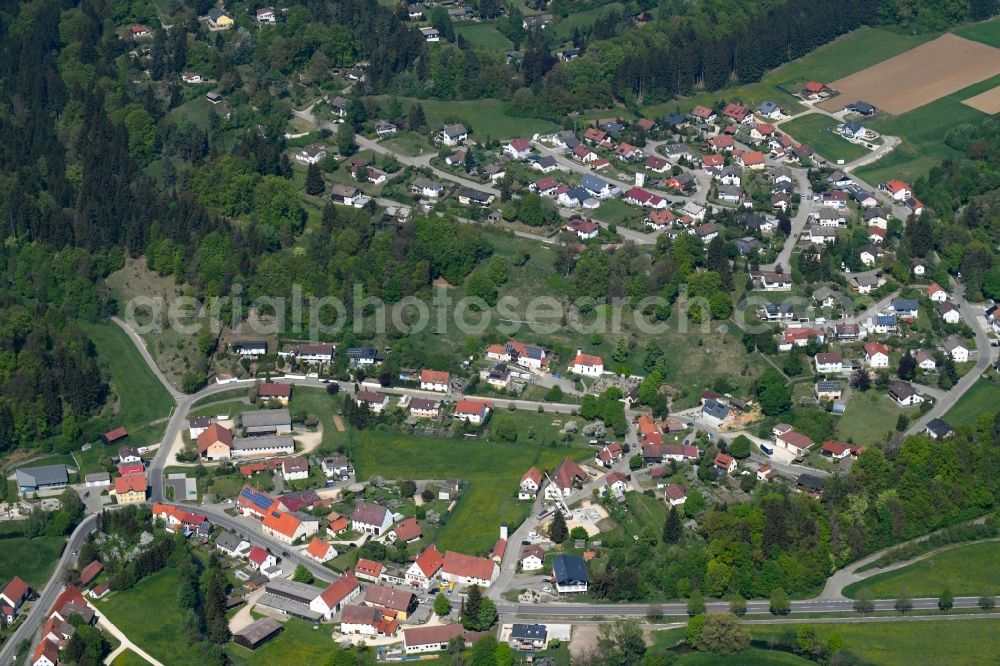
[906,281,996,435]
[0,515,99,666]
[293,107,500,197]
[499,595,989,618]
[761,161,813,272]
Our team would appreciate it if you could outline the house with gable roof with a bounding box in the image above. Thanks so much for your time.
[309,573,361,621]
[406,545,445,589]
[543,458,587,500]
[352,502,393,535]
[519,467,543,500]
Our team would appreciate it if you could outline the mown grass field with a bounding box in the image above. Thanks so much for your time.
[779,114,869,163]
[953,15,1000,47]
[81,321,174,430]
[843,540,1000,599]
[750,619,1000,666]
[453,22,513,51]
[364,96,558,139]
[98,569,201,666]
[674,650,812,665]
[227,617,341,666]
[944,377,1000,427]
[0,536,66,589]
[351,430,587,553]
[110,650,151,666]
[836,390,905,444]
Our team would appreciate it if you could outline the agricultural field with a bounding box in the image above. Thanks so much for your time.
[364,96,558,139]
[779,114,869,164]
[0,536,66,589]
[453,22,513,52]
[944,377,1000,426]
[842,540,1000,599]
[81,320,174,430]
[816,34,1000,115]
[750,619,1000,666]
[835,391,906,444]
[641,27,941,119]
[350,429,589,553]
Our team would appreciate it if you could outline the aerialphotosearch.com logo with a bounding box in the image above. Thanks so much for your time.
[122,282,867,340]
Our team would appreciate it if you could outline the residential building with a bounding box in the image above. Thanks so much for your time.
[889,382,923,406]
[457,187,495,207]
[544,458,587,500]
[355,390,389,414]
[942,335,969,363]
[701,399,730,426]
[295,144,327,165]
[406,545,445,589]
[864,342,890,368]
[519,467,542,500]
[510,624,548,651]
[438,123,468,146]
[520,544,545,571]
[551,554,588,593]
[111,473,147,504]
[773,424,814,457]
[664,484,687,507]
[714,453,737,475]
[402,624,467,655]
[258,382,291,405]
[352,502,393,535]
[453,399,491,424]
[924,418,955,440]
[355,559,383,583]
[409,398,442,419]
[815,352,843,374]
[441,551,499,587]
[281,457,309,481]
[364,584,417,620]
[568,350,603,376]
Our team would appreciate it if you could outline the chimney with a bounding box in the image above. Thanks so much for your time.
[500,524,508,540]
[576,348,582,357]
[634,172,645,187]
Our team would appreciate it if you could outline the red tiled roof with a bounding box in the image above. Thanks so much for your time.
[79,560,103,586]
[702,154,724,167]
[413,545,445,577]
[821,441,854,456]
[442,551,496,581]
[114,473,146,494]
[552,457,586,490]
[258,383,291,398]
[455,399,490,416]
[307,537,334,560]
[778,429,814,452]
[103,427,128,442]
[1,576,29,604]
[248,546,270,565]
[742,150,765,165]
[714,453,734,469]
[394,516,422,542]
[355,559,383,578]
[197,423,233,454]
[33,640,59,666]
[318,573,359,609]
[865,342,889,357]
[364,584,415,613]
[51,586,86,618]
[605,471,627,486]
[490,538,507,560]
[420,369,450,385]
[403,623,465,647]
[571,353,603,368]
[804,81,825,93]
[262,510,301,538]
[521,467,542,486]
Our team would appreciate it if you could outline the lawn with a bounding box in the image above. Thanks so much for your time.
[186,400,252,420]
[842,540,1000,599]
[836,390,905,445]
[674,650,812,665]
[192,388,250,408]
[97,569,201,666]
[944,377,1000,427]
[110,650,152,666]
[453,22,513,51]
[642,27,940,118]
[952,15,1000,47]
[552,2,626,41]
[381,132,432,157]
[81,321,174,430]
[351,430,588,553]
[0,536,66,589]
[750,619,1000,666]
[852,72,1000,185]
[364,96,558,139]
[778,114,869,164]
[166,97,214,131]
[227,617,341,666]
[627,491,668,534]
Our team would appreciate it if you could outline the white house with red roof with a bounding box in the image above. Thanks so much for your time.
[306,537,338,563]
[544,458,587,500]
[814,352,844,373]
[756,465,775,481]
[594,443,623,468]
[453,399,491,424]
[568,350,604,376]
[441,551,499,587]
[738,150,766,170]
[520,545,544,571]
[820,441,859,460]
[355,558,383,583]
[310,573,361,620]
[880,179,911,201]
[406,545,445,589]
[565,218,600,239]
[519,467,543,500]
[32,639,59,666]
[419,369,450,392]
[723,102,752,124]
[1,576,29,622]
[773,424,814,457]
[664,483,687,506]
[247,546,277,571]
[690,105,717,122]
[504,138,533,159]
[624,187,667,209]
[714,453,736,475]
[928,283,948,302]
[262,508,316,544]
[865,342,890,368]
[604,471,628,495]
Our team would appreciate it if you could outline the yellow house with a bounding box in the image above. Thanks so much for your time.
[209,9,234,28]
[113,474,147,505]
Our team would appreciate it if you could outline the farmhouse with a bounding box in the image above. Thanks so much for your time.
[241,409,292,436]
[544,458,588,499]
[406,545,445,588]
[441,551,499,587]
[519,467,543,500]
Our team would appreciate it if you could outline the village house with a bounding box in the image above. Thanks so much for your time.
[406,545,445,589]
[457,187,495,207]
[664,483,687,507]
[928,283,948,302]
[207,9,234,28]
[486,340,548,371]
[364,584,417,621]
[519,467,542,500]
[938,301,961,324]
[409,398,442,419]
[544,458,588,499]
[441,551,499,588]
[355,559,383,583]
[701,399,730,426]
[340,604,397,637]
[565,218,600,239]
[295,144,327,165]
[355,390,389,414]
[814,381,842,401]
[889,382,924,406]
[551,554,589,593]
[438,123,468,146]
[925,418,955,440]
[281,457,309,482]
[263,509,317,544]
[942,335,970,363]
[330,184,365,207]
[714,452,737,476]
[352,502,393,536]
[595,443,623,468]
[772,424,814,457]
[865,342,890,368]
[411,178,445,199]
[821,441,859,460]
[308,573,360,621]
[815,352,844,374]
[690,105,717,123]
[880,179,912,201]
[916,349,937,371]
[111,473,147,504]
[453,399,491,424]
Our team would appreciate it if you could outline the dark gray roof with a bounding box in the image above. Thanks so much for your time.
[702,399,730,420]
[241,409,291,428]
[215,530,245,552]
[511,623,547,641]
[458,187,493,203]
[232,435,294,451]
[925,418,954,437]
[16,464,69,488]
[551,554,589,585]
[797,474,824,491]
[234,617,282,645]
[892,298,919,312]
